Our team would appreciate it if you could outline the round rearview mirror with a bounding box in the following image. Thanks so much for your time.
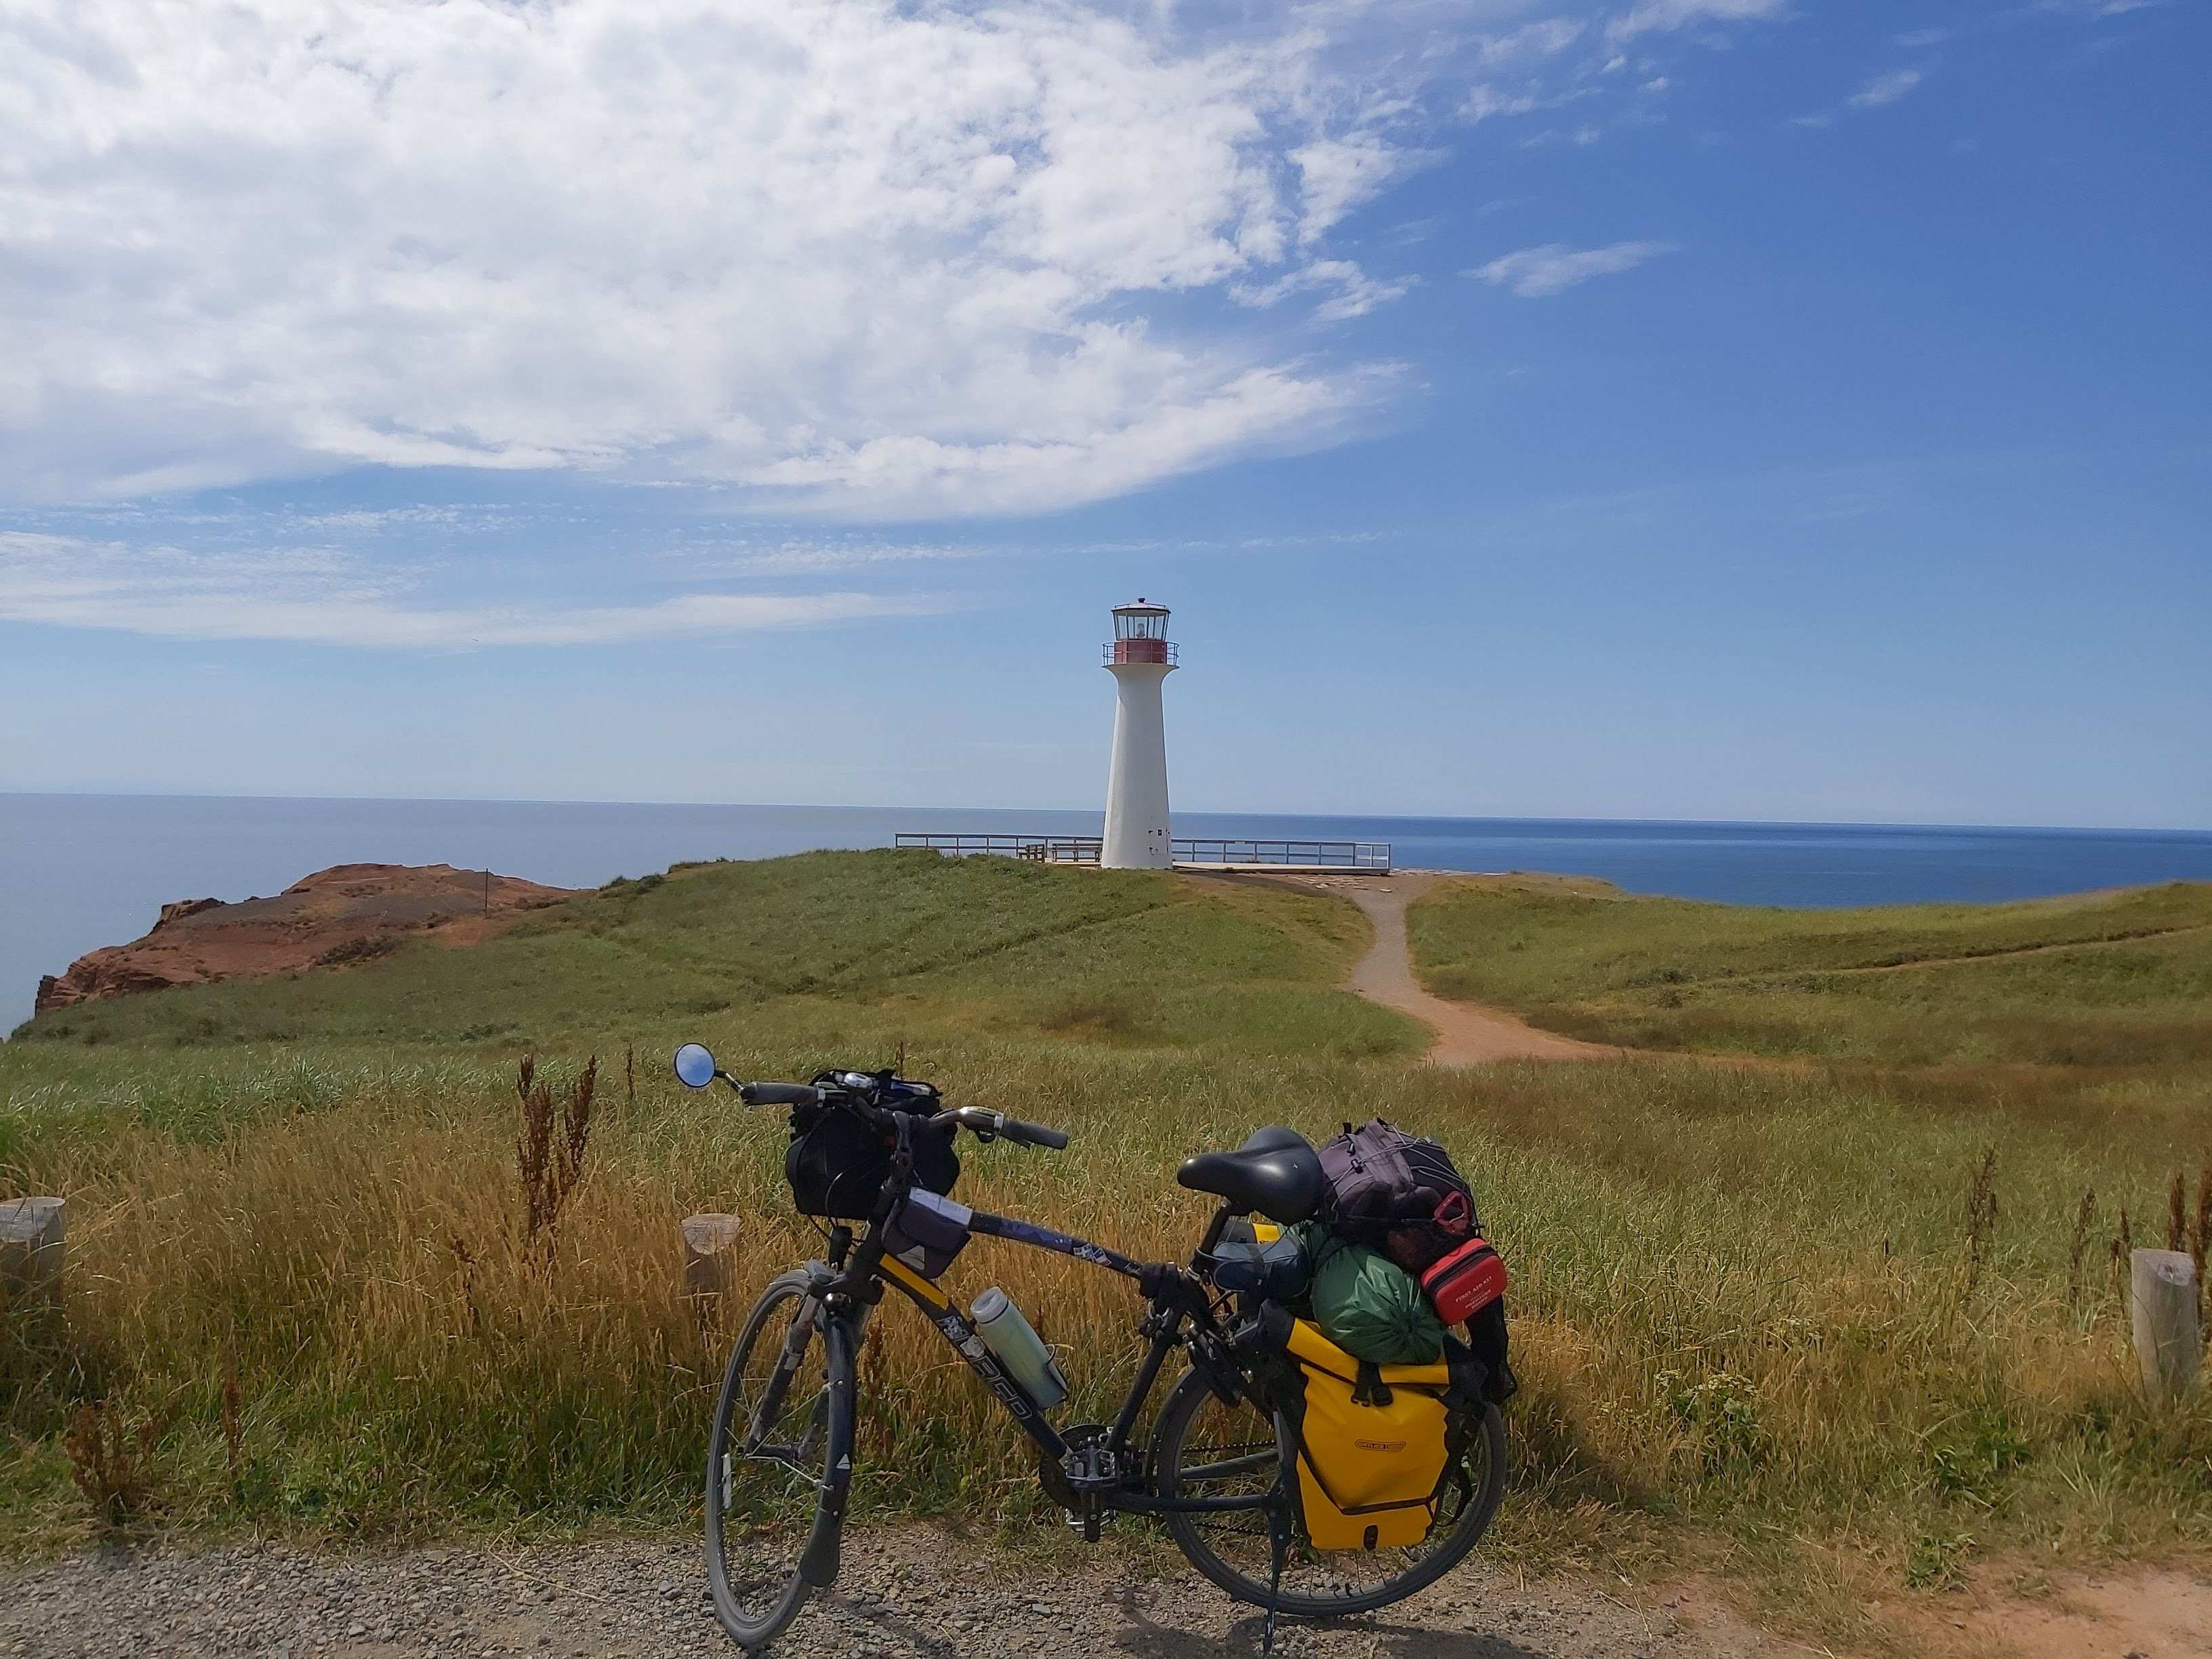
[673,1043,718,1090]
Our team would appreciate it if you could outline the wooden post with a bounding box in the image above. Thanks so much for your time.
[0,1196,65,1315]
[682,1214,744,1307]
[2131,1248,2200,1406]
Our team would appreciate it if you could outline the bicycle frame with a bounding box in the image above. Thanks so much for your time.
[795,1183,1274,1520]
[730,1107,1288,1597]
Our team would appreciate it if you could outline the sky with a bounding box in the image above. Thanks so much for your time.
[1,0,2205,829]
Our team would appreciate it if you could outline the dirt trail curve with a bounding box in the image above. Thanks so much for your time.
[1271,872,1619,1065]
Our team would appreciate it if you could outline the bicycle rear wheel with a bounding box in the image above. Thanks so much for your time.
[1151,1368,1505,1618]
[704,1269,857,1652]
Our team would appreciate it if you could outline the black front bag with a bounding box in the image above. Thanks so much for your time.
[784,1078,960,1219]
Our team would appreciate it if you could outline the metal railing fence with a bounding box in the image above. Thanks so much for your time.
[1171,838,1391,871]
[895,833,1101,863]
[895,833,1390,872]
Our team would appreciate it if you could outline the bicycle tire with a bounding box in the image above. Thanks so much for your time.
[704,1269,857,1652]
[1150,1368,1506,1617]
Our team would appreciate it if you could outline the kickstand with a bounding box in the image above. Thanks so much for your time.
[1260,1498,1290,1658]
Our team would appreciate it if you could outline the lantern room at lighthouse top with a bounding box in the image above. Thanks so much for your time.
[1106,598,1176,666]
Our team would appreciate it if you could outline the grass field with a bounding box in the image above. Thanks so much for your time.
[1408,874,2212,1070]
[5,851,2209,1646]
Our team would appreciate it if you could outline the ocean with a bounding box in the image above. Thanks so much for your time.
[5,793,2211,1034]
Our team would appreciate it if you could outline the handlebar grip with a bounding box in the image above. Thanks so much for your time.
[1001,1117,1069,1150]
[739,1081,827,1107]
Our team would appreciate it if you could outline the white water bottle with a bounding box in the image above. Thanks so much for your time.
[970,1288,1069,1411]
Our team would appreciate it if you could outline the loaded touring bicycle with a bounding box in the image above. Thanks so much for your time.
[671,1044,1508,1653]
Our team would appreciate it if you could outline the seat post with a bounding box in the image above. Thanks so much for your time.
[1197,1202,1235,1256]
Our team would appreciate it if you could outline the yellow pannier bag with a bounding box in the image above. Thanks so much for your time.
[1283,1319,1451,1550]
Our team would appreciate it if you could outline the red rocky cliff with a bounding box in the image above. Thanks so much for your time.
[33,863,574,1015]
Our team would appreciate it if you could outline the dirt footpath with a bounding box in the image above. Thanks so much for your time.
[1271,873,1618,1065]
[0,1533,1799,1659]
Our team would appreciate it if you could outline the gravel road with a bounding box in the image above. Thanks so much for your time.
[0,1529,1793,1659]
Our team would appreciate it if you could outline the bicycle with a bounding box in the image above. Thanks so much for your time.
[670,1043,1507,1654]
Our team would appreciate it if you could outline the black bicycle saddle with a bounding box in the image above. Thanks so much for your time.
[1176,1126,1324,1225]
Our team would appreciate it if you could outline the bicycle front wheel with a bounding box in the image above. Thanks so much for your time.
[1151,1368,1506,1618]
[704,1268,857,1652]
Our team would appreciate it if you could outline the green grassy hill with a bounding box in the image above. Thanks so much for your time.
[13,849,1416,1059]
[1407,875,2212,1068]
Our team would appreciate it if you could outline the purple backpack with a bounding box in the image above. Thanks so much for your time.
[1317,1118,1480,1275]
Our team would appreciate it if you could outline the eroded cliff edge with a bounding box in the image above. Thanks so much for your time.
[35,863,574,1014]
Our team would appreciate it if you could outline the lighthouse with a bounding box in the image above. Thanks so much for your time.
[1101,599,1176,869]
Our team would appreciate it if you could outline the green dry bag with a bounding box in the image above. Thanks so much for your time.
[1294,1222,1445,1366]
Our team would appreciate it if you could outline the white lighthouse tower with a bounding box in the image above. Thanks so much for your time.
[1101,599,1176,869]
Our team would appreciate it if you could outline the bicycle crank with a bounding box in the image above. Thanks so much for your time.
[1038,1424,1119,1542]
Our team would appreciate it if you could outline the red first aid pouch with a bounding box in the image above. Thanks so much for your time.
[1420,1236,1507,1325]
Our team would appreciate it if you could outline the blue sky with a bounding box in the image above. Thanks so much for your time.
[2,0,2205,827]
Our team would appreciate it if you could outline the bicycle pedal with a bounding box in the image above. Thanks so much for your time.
[1061,1507,1110,1540]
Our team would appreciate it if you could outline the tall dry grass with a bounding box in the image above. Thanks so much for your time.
[7,1041,2208,1589]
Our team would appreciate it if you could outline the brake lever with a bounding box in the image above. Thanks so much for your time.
[953,1107,1025,1147]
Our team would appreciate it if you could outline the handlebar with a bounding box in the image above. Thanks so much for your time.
[942,1106,1070,1150]
[720,1073,1069,1150]
[737,1080,827,1108]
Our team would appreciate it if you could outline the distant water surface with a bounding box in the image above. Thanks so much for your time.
[5,794,2210,1034]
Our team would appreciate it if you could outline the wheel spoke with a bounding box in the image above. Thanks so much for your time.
[1178,1450,1277,1481]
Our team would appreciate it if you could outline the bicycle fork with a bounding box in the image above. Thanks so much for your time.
[797,1306,861,1589]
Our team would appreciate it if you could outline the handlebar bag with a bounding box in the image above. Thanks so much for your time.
[785,1103,960,1219]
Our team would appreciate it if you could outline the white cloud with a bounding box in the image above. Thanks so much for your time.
[665,539,981,577]
[1515,123,1607,149]
[1607,0,1788,43]
[1893,28,1952,47]
[1474,18,1589,63]
[1790,62,1930,127]
[1291,134,1439,246]
[0,531,942,648]
[1462,84,1547,122]
[1466,240,1678,296]
[282,506,518,535]
[1231,261,1414,323]
[0,1,1441,520]
[1848,68,1925,108]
